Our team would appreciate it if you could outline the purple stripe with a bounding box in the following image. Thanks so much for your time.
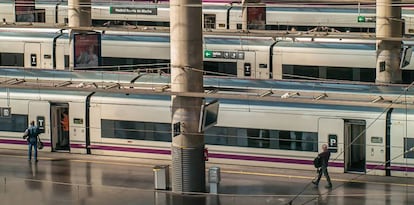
[210,153,344,168]
[2,139,414,172]
[92,144,171,155]
[0,139,50,147]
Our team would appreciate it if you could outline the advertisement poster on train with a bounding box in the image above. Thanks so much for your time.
[15,0,35,22]
[74,33,102,68]
[247,5,266,30]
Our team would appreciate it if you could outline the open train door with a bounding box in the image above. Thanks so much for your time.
[344,119,366,173]
[50,103,69,152]
[318,118,344,170]
[28,101,50,151]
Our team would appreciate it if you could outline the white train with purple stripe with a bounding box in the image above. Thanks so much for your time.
[2,29,414,84]
[3,0,414,34]
[0,68,413,177]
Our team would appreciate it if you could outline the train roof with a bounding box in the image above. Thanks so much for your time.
[264,6,376,14]
[0,30,275,46]
[274,41,375,50]
[102,33,275,46]
[0,68,413,97]
[0,31,63,39]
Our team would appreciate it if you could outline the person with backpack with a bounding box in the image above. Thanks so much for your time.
[312,144,332,188]
[23,121,40,162]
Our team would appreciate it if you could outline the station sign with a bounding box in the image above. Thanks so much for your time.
[30,54,37,66]
[0,107,11,118]
[110,7,157,15]
[37,116,45,133]
[204,50,244,60]
[357,16,376,23]
[328,134,338,153]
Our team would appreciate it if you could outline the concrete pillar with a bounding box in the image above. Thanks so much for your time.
[68,0,91,28]
[170,0,205,193]
[376,0,402,83]
[68,0,91,70]
[242,0,248,31]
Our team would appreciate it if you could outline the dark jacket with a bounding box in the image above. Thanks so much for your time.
[318,150,331,168]
[27,126,39,144]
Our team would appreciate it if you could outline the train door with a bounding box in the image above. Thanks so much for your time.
[24,43,41,68]
[318,118,344,159]
[51,103,70,152]
[237,51,256,78]
[344,119,366,173]
[28,101,50,150]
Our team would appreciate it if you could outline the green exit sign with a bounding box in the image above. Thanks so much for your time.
[204,50,213,58]
[357,16,366,22]
[357,16,375,23]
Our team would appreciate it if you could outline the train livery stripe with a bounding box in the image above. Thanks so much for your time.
[1,139,413,172]
[0,139,51,147]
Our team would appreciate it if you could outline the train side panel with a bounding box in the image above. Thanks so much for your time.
[0,1,15,24]
[68,101,87,154]
[390,109,414,177]
[89,95,171,159]
[0,94,30,150]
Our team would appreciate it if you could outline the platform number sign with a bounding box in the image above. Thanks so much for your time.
[30,54,37,67]
[328,134,338,153]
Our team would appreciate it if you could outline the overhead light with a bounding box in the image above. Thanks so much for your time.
[259,90,273,97]
[156,85,170,92]
[7,79,25,85]
[281,92,300,99]
[371,96,384,103]
[207,89,218,94]
[314,93,327,100]
[105,83,120,89]
[55,81,72,87]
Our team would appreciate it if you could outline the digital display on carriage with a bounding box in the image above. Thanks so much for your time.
[73,33,102,68]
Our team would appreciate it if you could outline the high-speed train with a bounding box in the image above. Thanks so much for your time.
[2,0,413,33]
[1,28,414,83]
[0,68,413,177]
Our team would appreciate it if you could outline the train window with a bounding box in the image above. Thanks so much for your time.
[404,138,414,159]
[204,61,237,76]
[205,126,317,152]
[283,65,376,82]
[0,53,24,67]
[247,129,269,148]
[101,119,317,152]
[0,114,27,132]
[204,14,216,29]
[15,0,35,22]
[101,57,170,72]
[402,70,414,84]
[101,119,170,142]
[34,9,45,23]
[283,65,318,80]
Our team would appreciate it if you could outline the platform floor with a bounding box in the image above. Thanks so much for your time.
[0,149,414,205]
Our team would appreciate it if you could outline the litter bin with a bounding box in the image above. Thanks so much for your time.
[153,165,169,190]
[208,167,221,194]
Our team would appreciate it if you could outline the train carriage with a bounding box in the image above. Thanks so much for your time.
[0,68,413,177]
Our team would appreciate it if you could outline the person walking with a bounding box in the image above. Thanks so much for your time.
[312,144,332,188]
[24,121,39,162]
